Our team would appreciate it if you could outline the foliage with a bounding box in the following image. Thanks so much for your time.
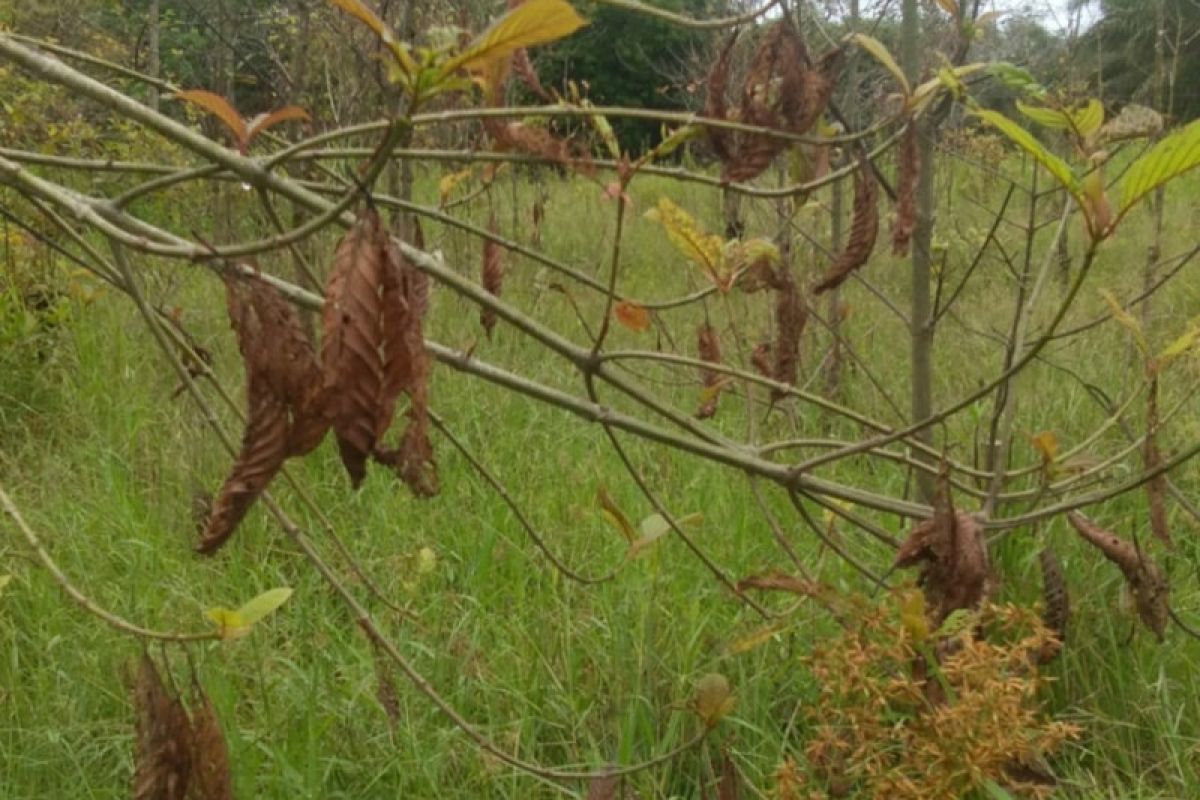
[782,590,1079,799]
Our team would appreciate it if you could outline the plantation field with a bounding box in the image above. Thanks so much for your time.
[2,141,1199,800]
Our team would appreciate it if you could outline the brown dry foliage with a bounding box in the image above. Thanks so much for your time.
[894,465,989,624]
[199,272,323,554]
[133,655,192,800]
[1067,512,1169,640]
[704,23,841,183]
[892,121,920,256]
[771,270,807,399]
[188,688,233,800]
[480,213,503,338]
[1038,547,1068,663]
[695,322,723,419]
[814,159,879,294]
[792,594,1078,799]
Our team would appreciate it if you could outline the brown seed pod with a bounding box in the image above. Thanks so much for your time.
[1038,547,1069,662]
[814,159,879,294]
[771,270,807,398]
[696,322,724,419]
[481,213,503,338]
[1067,512,1169,640]
[892,120,920,257]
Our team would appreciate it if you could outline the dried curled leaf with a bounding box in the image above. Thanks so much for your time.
[814,159,879,294]
[481,213,503,338]
[613,300,650,332]
[1038,547,1068,663]
[892,121,920,256]
[133,655,192,800]
[322,208,389,486]
[704,24,840,183]
[894,463,989,624]
[1067,512,1169,640]
[188,687,233,800]
[771,270,807,398]
[696,323,724,419]
[1143,378,1172,547]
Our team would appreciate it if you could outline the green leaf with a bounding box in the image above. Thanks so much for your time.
[974,109,1079,196]
[1157,318,1200,366]
[847,33,909,96]
[1073,98,1104,138]
[205,587,293,640]
[908,63,986,111]
[1119,118,1200,216]
[626,512,702,560]
[987,62,1041,95]
[1015,100,1072,131]
[442,0,587,78]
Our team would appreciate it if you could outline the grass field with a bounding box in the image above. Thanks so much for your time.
[2,145,1199,798]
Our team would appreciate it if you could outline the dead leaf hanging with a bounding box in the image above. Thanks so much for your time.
[481,213,503,338]
[771,269,806,398]
[696,323,724,419]
[133,654,192,800]
[814,158,879,294]
[892,120,920,256]
[188,687,233,800]
[1067,512,1169,640]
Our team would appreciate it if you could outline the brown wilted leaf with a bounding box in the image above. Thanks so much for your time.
[198,387,289,555]
[736,570,817,596]
[481,213,503,338]
[717,751,741,800]
[188,688,233,800]
[892,121,920,256]
[750,342,773,378]
[771,270,807,398]
[1143,378,1172,547]
[613,300,650,332]
[133,654,192,800]
[894,464,989,623]
[374,237,438,498]
[696,323,723,419]
[814,159,879,294]
[1038,547,1068,663]
[704,33,737,163]
[321,208,389,487]
[1067,512,1170,640]
[585,770,619,800]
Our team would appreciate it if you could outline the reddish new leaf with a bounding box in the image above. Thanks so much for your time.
[613,300,650,332]
[175,89,247,150]
[696,323,723,419]
[245,106,310,146]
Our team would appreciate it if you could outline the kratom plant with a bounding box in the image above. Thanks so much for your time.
[2,0,1200,795]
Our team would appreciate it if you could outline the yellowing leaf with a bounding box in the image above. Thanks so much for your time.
[326,0,418,79]
[726,621,789,655]
[1072,98,1105,138]
[442,0,586,78]
[899,589,930,642]
[648,124,702,162]
[848,33,909,96]
[1029,431,1059,464]
[597,486,636,543]
[692,673,736,728]
[174,90,247,147]
[644,197,727,288]
[1119,117,1200,216]
[1015,100,1073,131]
[587,111,621,160]
[613,300,650,332]
[1099,289,1148,355]
[935,0,959,16]
[974,109,1079,196]
[1157,318,1200,366]
[908,63,986,111]
[205,587,293,639]
[438,167,473,206]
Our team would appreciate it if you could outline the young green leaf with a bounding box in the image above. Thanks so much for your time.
[1119,118,1200,216]
[847,33,909,96]
[1157,319,1200,367]
[205,587,293,639]
[974,109,1079,196]
[442,0,586,78]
